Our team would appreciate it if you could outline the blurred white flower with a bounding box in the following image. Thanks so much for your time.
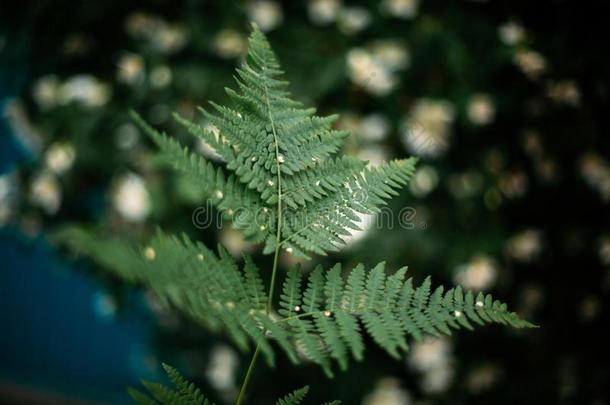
[454,254,498,291]
[370,40,410,71]
[357,145,390,168]
[0,173,18,226]
[465,364,501,393]
[206,345,239,391]
[307,0,341,25]
[498,170,529,199]
[117,53,145,85]
[44,142,76,175]
[547,80,581,106]
[338,7,371,35]
[115,122,140,150]
[213,30,247,58]
[409,165,439,197]
[155,24,187,54]
[359,114,390,141]
[408,337,454,394]
[498,21,525,45]
[150,65,172,88]
[125,13,187,54]
[220,228,256,257]
[112,172,152,222]
[408,337,451,372]
[380,0,419,19]
[467,93,495,126]
[598,237,610,266]
[30,171,61,215]
[507,229,543,262]
[580,153,610,201]
[401,99,455,158]
[347,48,397,96]
[514,49,547,80]
[247,1,283,31]
[59,75,111,108]
[362,377,411,405]
[32,75,61,110]
[447,171,484,199]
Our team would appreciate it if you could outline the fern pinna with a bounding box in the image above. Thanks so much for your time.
[61,23,534,404]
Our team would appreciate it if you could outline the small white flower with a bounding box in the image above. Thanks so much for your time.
[307,0,340,25]
[150,65,172,88]
[267,180,274,186]
[197,254,204,262]
[32,75,61,110]
[215,190,224,199]
[30,172,61,215]
[507,229,543,262]
[324,310,332,317]
[338,7,371,35]
[247,0,283,31]
[499,21,525,45]
[115,122,140,150]
[380,0,419,19]
[144,246,156,261]
[213,30,247,58]
[358,113,390,141]
[363,377,411,405]
[315,180,321,186]
[277,154,285,163]
[453,255,498,291]
[59,75,111,107]
[454,310,462,318]
[294,305,301,312]
[401,98,455,158]
[206,345,239,391]
[112,172,151,222]
[286,247,293,253]
[514,49,547,80]
[117,53,145,85]
[44,142,76,175]
[409,166,439,197]
[475,301,484,308]
[467,94,496,126]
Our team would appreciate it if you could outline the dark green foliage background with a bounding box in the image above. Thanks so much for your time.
[1,0,608,403]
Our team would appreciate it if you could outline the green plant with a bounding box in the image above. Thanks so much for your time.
[62,24,534,404]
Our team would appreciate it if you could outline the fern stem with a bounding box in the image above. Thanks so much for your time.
[236,67,283,405]
[264,70,283,314]
[235,345,261,405]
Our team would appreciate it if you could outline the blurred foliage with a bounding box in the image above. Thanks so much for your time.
[1,0,609,404]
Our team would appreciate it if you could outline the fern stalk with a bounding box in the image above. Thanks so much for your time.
[237,61,285,405]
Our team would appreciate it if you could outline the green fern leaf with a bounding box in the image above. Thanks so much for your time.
[134,24,417,258]
[275,386,309,405]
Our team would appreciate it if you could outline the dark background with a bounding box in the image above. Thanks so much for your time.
[1,0,608,404]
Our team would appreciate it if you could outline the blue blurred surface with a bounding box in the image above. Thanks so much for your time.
[0,60,156,402]
[0,229,156,404]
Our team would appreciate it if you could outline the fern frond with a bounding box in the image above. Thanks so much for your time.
[135,24,417,258]
[132,364,212,405]
[132,111,273,243]
[276,386,309,405]
[275,261,534,374]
